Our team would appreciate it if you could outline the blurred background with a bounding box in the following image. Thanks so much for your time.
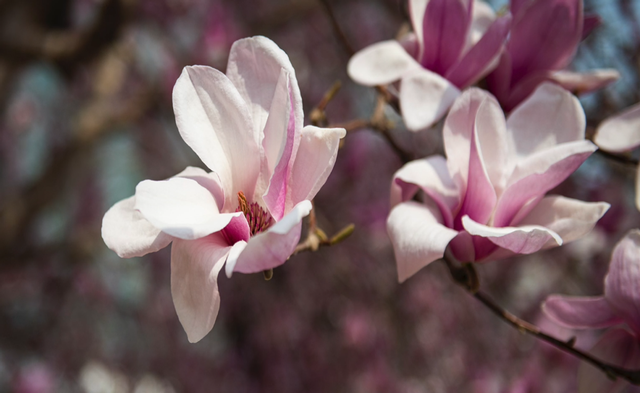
[1,0,640,391]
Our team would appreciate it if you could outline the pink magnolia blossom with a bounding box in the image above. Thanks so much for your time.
[347,0,511,131]
[486,0,619,111]
[594,102,640,211]
[543,230,640,393]
[388,83,609,282]
[101,36,346,342]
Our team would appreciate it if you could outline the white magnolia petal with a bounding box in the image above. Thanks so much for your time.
[462,215,562,254]
[548,69,620,96]
[636,165,640,212]
[224,240,248,278]
[171,234,231,343]
[594,102,640,153]
[391,156,459,228]
[387,201,458,283]
[348,40,423,86]
[287,126,346,211]
[135,177,241,240]
[443,88,493,191]
[175,166,226,211]
[101,196,172,258]
[261,69,293,182]
[516,196,609,247]
[172,66,260,208]
[400,68,461,131]
[507,140,597,186]
[465,0,496,49]
[226,36,303,137]
[506,82,586,160]
[474,92,510,196]
[409,0,428,46]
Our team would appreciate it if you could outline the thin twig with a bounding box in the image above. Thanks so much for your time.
[443,254,640,385]
[318,0,355,56]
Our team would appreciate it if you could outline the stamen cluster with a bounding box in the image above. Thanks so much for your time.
[237,191,274,236]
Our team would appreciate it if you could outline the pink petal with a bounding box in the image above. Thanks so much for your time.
[135,177,242,240]
[444,89,504,227]
[446,14,512,89]
[399,32,420,60]
[473,91,510,196]
[577,329,640,393]
[493,140,597,227]
[231,200,311,274]
[420,0,471,74]
[170,233,231,343]
[485,51,513,109]
[220,214,251,245]
[605,230,640,334]
[594,102,640,153]
[262,69,300,221]
[506,83,586,159]
[510,0,529,18]
[461,215,562,254]
[516,195,610,247]
[347,40,422,86]
[387,201,458,282]
[443,88,488,192]
[455,118,497,227]
[287,126,346,211]
[390,155,460,228]
[101,196,172,258]
[400,68,461,131]
[259,68,292,181]
[542,295,622,329]
[548,69,620,96]
[581,14,601,39]
[172,66,260,208]
[508,0,583,81]
[226,36,303,137]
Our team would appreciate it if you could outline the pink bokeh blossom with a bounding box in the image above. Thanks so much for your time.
[543,230,640,393]
[101,36,345,342]
[388,83,609,282]
[486,0,619,111]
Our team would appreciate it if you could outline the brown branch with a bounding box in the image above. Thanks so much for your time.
[293,204,354,255]
[443,254,640,385]
[310,80,342,127]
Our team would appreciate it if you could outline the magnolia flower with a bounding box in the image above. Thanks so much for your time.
[593,102,640,211]
[101,36,346,342]
[388,83,609,282]
[347,0,511,131]
[486,0,619,111]
[543,230,640,393]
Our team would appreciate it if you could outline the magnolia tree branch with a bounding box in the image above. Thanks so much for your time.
[443,253,640,385]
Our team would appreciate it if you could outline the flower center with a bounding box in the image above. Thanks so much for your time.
[237,191,274,236]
